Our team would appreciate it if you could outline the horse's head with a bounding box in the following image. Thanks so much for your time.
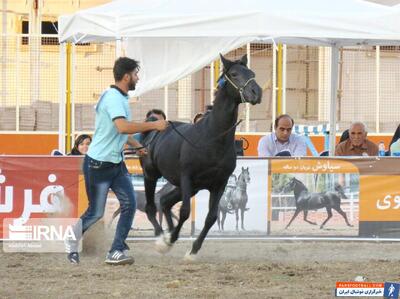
[282,177,296,193]
[241,167,250,184]
[283,177,306,194]
[334,183,348,199]
[219,54,262,105]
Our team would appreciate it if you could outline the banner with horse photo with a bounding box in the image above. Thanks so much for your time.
[270,157,400,238]
[194,159,269,236]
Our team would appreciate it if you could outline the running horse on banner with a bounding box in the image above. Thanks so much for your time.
[139,54,262,259]
[283,177,353,229]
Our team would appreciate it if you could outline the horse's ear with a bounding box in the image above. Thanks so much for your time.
[220,53,233,72]
[240,54,248,66]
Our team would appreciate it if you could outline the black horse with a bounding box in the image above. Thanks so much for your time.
[231,167,250,231]
[283,177,353,229]
[217,174,237,231]
[109,182,178,228]
[140,54,262,258]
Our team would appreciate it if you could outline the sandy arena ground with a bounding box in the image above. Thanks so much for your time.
[1,235,399,299]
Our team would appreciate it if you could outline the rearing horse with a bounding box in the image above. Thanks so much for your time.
[140,54,262,259]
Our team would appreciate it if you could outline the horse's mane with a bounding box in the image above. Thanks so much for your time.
[293,178,307,191]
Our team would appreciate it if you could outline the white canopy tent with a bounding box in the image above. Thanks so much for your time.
[58,0,400,154]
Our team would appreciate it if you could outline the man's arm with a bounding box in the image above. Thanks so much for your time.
[114,118,168,134]
[257,136,272,157]
[127,135,147,156]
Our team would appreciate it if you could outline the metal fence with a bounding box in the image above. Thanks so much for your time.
[1,34,400,136]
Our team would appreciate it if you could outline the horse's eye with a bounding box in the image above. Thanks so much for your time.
[230,73,238,77]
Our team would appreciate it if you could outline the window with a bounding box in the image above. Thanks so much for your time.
[21,20,58,45]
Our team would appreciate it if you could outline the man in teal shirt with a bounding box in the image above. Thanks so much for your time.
[66,57,168,265]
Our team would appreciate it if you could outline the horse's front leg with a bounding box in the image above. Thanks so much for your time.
[144,178,163,236]
[285,208,301,229]
[160,187,182,232]
[188,186,225,258]
[240,208,246,231]
[303,210,317,225]
[170,175,193,244]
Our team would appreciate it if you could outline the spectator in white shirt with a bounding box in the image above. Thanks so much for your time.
[257,114,307,157]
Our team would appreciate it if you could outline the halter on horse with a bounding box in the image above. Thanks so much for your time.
[139,54,262,258]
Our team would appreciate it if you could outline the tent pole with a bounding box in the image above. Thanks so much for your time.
[210,61,214,105]
[65,42,72,153]
[58,42,66,152]
[375,46,380,133]
[245,43,251,132]
[277,43,283,115]
[272,44,277,131]
[329,46,339,155]
[164,86,169,119]
[282,44,287,114]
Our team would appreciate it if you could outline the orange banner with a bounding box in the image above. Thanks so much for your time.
[271,158,359,174]
[360,175,400,221]
[0,157,82,238]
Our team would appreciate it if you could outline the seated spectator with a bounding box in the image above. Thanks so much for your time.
[339,129,349,143]
[257,114,307,157]
[145,109,166,121]
[51,149,64,156]
[335,122,378,156]
[388,124,400,156]
[129,109,167,154]
[69,134,92,155]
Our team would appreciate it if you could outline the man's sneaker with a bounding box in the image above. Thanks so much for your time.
[65,237,80,264]
[105,250,134,265]
[65,237,79,253]
[67,252,80,264]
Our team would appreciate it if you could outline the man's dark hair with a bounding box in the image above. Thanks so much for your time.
[274,114,294,128]
[113,57,140,81]
[146,109,166,120]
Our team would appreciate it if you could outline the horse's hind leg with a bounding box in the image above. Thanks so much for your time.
[221,211,227,231]
[217,208,221,231]
[320,207,333,229]
[333,206,353,227]
[189,187,225,256]
[285,208,301,229]
[144,178,163,236]
[303,210,317,226]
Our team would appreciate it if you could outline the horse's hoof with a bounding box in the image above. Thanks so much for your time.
[154,233,172,254]
[183,251,197,263]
